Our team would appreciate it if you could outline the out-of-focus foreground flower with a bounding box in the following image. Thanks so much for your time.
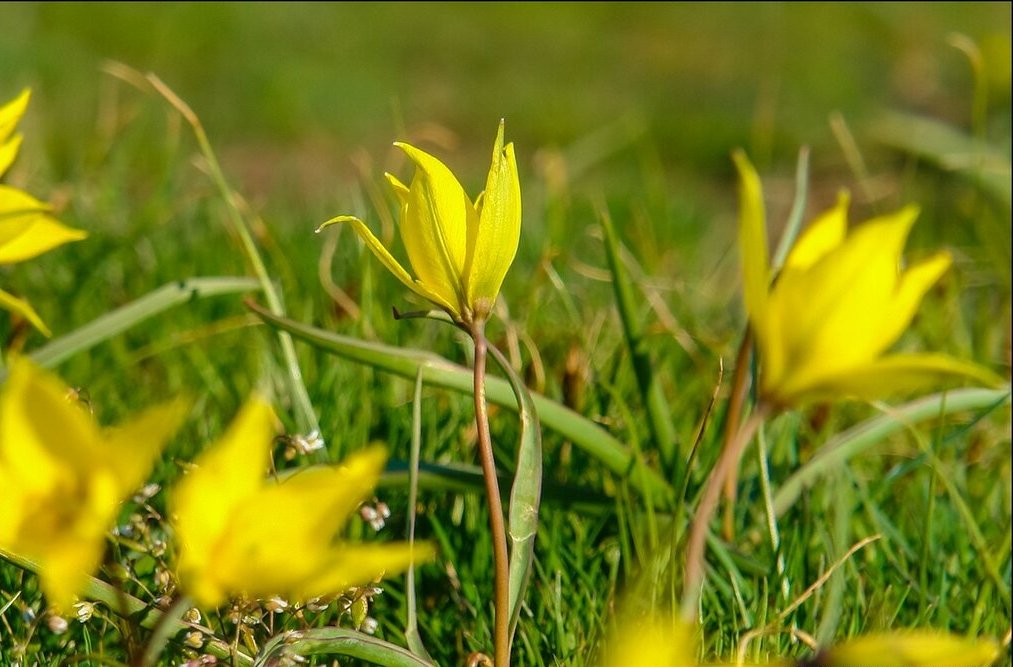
[319,120,520,325]
[734,151,1001,408]
[171,397,433,608]
[0,89,87,336]
[805,631,1000,667]
[603,614,783,667]
[603,613,998,667]
[0,358,187,610]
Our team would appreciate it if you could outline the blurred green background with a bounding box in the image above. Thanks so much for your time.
[1,4,1011,663]
[3,2,1010,197]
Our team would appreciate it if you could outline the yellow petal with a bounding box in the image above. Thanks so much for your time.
[103,398,189,491]
[733,150,771,337]
[0,89,30,145]
[0,211,88,265]
[173,397,276,598]
[384,172,409,206]
[395,141,471,310]
[778,353,1004,405]
[304,542,435,598]
[0,134,23,177]
[464,121,521,318]
[0,359,99,486]
[0,287,50,336]
[767,205,920,395]
[0,185,50,232]
[821,631,1001,667]
[604,615,697,667]
[784,191,849,271]
[317,214,459,316]
[867,250,951,356]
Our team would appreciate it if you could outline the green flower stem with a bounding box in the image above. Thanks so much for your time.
[471,321,511,667]
[681,405,770,621]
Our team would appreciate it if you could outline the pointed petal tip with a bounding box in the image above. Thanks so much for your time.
[316,215,362,234]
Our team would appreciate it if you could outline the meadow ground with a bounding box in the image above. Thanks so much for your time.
[0,4,1009,665]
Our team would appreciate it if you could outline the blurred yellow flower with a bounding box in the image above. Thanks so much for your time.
[171,397,433,608]
[603,614,783,667]
[0,89,87,336]
[815,631,1000,667]
[734,151,1001,408]
[0,358,186,611]
[319,120,520,325]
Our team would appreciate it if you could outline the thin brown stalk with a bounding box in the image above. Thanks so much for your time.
[681,404,769,621]
[470,322,511,667]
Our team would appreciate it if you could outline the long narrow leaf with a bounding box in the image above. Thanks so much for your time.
[487,341,541,640]
[773,386,1011,517]
[405,369,435,660]
[24,276,261,372]
[247,301,675,505]
[254,627,436,667]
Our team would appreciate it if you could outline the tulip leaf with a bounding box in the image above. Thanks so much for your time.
[18,276,261,374]
[254,627,436,667]
[486,340,541,640]
[247,301,675,506]
[404,369,435,661]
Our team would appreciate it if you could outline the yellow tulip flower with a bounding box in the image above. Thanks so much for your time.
[0,89,88,336]
[171,397,433,608]
[604,614,785,667]
[812,631,1000,667]
[0,358,187,611]
[734,151,1001,408]
[319,121,521,325]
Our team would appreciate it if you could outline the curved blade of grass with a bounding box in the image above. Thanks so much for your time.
[254,628,436,667]
[247,300,675,506]
[770,146,810,271]
[142,71,318,436]
[21,276,261,372]
[772,386,1011,517]
[598,205,676,468]
[0,546,252,665]
[405,369,434,660]
[486,340,541,640]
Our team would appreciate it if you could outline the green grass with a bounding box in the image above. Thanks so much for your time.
[0,3,1010,665]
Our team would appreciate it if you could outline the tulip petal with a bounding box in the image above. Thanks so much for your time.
[0,359,98,485]
[173,397,276,600]
[0,89,30,146]
[769,205,920,394]
[305,542,436,599]
[0,187,86,264]
[0,134,23,177]
[395,141,471,309]
[465,121,521,318]
[0,287,50,336]
[103,399,190,491]
[318,214,459,316]
[784,191,848,271]
[733,150,770,334]
[384,172,409,206]
[778,353,1003,405]
[821,631,1001,667]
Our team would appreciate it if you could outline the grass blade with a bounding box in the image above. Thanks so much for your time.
[598,205,677,468]
[247,301,675,505]
[486,341,542,641]
[142,71,319,436]
[24,276,261,372]
[405,369,434,660]
[772,386,1011,517]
